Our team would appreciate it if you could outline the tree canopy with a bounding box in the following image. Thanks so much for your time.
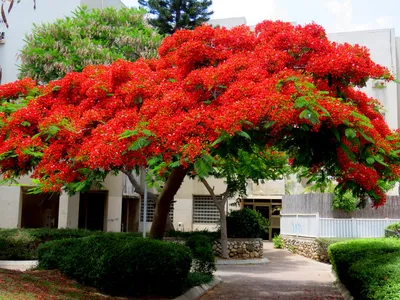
[18,6,162,83]
[1,21,399,238]
[138,0,213,35]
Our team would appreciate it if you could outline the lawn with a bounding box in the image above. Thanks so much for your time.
[0,268,145,300]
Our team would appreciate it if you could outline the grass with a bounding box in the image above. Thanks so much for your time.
[0,269,213,299]
[0,268,132,299]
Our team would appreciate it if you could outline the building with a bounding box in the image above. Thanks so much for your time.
[0,15,399,240]
[0,0,125,84]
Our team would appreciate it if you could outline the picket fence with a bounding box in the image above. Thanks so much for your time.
[280,213,400,238]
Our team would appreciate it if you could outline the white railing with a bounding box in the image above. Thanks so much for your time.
[281,213,400,238]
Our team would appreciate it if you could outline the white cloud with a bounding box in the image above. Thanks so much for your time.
[211,0,290,26]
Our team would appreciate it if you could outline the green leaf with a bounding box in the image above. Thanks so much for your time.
[366,157,375,165]
[358,130,375,144]
[263,121,275,129]
[345,128,357,139]
[237,131,251,140]
[330,127,340,142]
[21,121,31,127]
[119,129,139,139]
[128,137,151,151]
[373,155,388,167]
[340,143,356,161]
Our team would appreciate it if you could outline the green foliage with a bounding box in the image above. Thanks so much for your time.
[165,229,220,240]
[38,234,192,297]
[332,189,359,212]
[138,0,213,35]
[386,222,400,232]
[186,235,216,275]
[0,228,99,260]
[19,6,162,83]
[272,234,283,249]
[226,208,270,238]
[185,272,213,289]
[329,238,400,299]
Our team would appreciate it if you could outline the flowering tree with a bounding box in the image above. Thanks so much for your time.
[1,21,400,239]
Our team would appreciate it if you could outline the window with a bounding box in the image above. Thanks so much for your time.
[193,195,220,224]
[140,200,174,222]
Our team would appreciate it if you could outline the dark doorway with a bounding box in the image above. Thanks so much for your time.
[255,206,270,240]
[78,191,107,231]
[121,197,140,232]
[21,188,60,228]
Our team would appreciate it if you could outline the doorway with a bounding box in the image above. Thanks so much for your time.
[121,197,140,232]
[242,198,282,241]
[21,187,59,228]
[78,191,107,231]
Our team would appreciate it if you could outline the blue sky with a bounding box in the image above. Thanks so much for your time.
[122,0,400,34]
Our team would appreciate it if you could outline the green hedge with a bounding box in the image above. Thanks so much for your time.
[38,234,192,297]
[165,229,220,240]
[226,208,269,238]
[186,235,216,275]
[0,228,142,260]
[329,238,400,299]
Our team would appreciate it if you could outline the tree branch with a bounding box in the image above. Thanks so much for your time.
[121,169,157,201]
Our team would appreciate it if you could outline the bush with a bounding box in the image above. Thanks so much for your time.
[38,234,192,297]
[165,229,220,240]
[329,238,400,299]
[226,208,269,238]
[186,235,216,275]
[272,234,283,248]
[386,222,400,232]
[0,228,100,260]
[315,237,354,261]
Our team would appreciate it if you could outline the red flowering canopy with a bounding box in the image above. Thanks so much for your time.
[1,21,400,208]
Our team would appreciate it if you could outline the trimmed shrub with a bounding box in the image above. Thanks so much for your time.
[329,238,400,299]
[0,228,100,260]
[186,235,216,275]
[38,234,192,297]
[226,208,269,238]
[386,222,400,231]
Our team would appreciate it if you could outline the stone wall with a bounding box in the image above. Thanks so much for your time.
[213,238,263,259]
[281,235,329,263]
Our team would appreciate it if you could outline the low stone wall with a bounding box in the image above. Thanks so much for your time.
[164,237,264,259]
[213,238,263,259]
[281,235,329,263]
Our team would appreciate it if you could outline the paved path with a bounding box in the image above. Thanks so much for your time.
[200,242,343,300]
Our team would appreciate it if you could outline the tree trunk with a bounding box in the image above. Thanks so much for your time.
[122,169,175,232]
[149,167,187,239]
[217,203,229,259]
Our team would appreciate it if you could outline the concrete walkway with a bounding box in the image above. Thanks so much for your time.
[200,242,343,300]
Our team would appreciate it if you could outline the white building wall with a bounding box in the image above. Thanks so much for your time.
[0,186,22,228]
[102,173,123,232]
[327,29,399,130]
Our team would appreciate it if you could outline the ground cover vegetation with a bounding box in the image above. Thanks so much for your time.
[1,21,399,241]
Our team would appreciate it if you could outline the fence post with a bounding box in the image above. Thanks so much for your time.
[316,213,320,238]
[296,214,299,237]
[351,218,355,238]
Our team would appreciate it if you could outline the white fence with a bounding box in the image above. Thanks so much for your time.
[281,213,400,238]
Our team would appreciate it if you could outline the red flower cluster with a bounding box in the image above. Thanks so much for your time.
[0,21,399,205]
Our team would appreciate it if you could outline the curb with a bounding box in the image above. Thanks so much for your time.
[216,257,269,265]
[330,270,354,300]
[174,276,222,300]
[0,260,38,271]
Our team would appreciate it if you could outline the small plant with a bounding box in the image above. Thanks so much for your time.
[272,234,283,249]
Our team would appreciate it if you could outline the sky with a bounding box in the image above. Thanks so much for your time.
[121,0,400,34]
